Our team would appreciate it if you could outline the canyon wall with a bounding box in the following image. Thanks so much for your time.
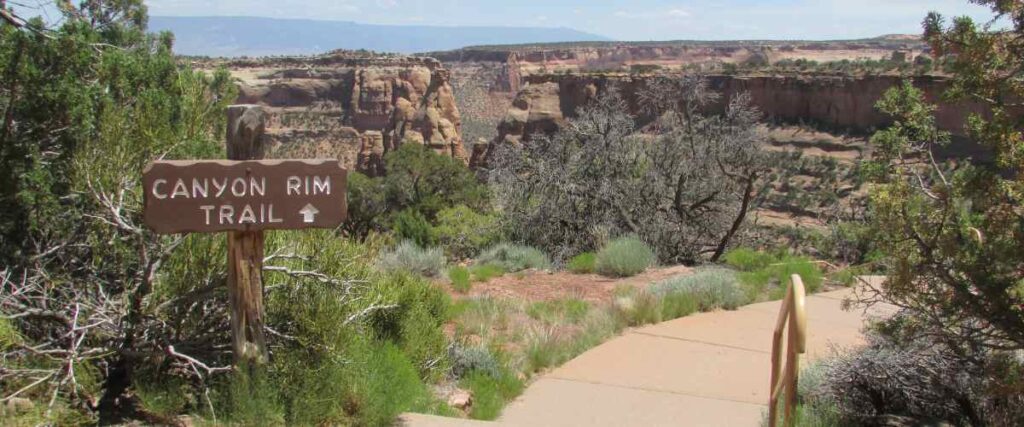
[472,72,1008,167]
[212,54,468,176]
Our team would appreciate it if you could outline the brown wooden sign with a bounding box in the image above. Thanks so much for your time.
[143,159,347,234]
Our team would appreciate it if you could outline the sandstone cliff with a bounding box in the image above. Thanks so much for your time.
[211,53,468,176]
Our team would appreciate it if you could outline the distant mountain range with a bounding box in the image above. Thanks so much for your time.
[149,16,612,57]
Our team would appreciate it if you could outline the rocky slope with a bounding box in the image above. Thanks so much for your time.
[199,53,468,176]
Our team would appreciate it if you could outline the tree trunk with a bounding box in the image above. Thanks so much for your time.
[710,174,756,262]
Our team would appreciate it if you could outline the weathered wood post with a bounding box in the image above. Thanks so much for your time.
[225,104,269,364]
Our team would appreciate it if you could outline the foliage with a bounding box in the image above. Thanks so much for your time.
[469,263,506,282]
[448,266,472,293]
[344,144,489,241]
[649,268,748,311]
[0,3,241,422]
[391,209,438,247]
[475,243,551,272]
[490,78,770,263]
[376,241,447,277]
[434,205,502,259]
[857,0,1024,355]
[594,236,656,277]
[567,252,597,274]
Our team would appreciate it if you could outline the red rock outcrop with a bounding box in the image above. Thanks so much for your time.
[212,53,468,176]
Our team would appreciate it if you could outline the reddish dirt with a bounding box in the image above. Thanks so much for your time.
[444,265,694,304]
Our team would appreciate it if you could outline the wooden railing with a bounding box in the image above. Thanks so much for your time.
[768,274,808,427]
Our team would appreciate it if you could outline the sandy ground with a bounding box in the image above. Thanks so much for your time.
[447,265,694,304]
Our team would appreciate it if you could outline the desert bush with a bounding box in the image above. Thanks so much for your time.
[595,236,656,277]
[449,343,501,380]
[475,243,551,272]
[448,266,472,293]
[806,322,1024,426]
[377,241,446,277]
[434,205,502,260]
[650,268,747,311]
[567,252,597,274]
[490,81,771,264]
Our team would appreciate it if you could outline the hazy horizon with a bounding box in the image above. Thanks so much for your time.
[13,0,1005,43]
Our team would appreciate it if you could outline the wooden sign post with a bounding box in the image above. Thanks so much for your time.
[142,105,347,365]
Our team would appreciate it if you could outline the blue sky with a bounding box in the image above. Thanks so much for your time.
[16,0,1003,40]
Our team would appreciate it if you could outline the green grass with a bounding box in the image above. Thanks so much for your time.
[469,263,505,282]
[727,248,825,300]
[567,252,597,274]
[448,266,472,293]
[526,299,590,325]
[461,371,525,420]
[595,236,656,277]
[476,243,552,272]
[723,247,776,271]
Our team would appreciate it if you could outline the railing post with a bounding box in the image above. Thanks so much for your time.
[768,274,807,427]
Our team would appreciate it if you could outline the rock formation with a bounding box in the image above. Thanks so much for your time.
[207,53,468,176]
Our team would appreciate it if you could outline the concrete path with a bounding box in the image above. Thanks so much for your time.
[403,283,894,427]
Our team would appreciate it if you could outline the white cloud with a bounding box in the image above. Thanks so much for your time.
[668,8,690,18]
[376,0,398,8]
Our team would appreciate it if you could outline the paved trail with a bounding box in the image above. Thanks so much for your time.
[403,283,894,427]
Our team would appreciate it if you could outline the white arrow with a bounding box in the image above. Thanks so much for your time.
[299,203,319,223]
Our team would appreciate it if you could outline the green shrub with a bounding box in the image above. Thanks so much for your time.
[434,205,502,259]
[476,243,551,272]
[377,241,446,277]
[723,247,775,271]
[390,210,437,247]
[650,268,747,311]
[448,266,472,293]
[365,272,452,380]
[461,370,525,420]
[526,299,590,325]
[469,263,505,282]
[357,342,434,426]
[567,252,597,274]
[595,236,655,277]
